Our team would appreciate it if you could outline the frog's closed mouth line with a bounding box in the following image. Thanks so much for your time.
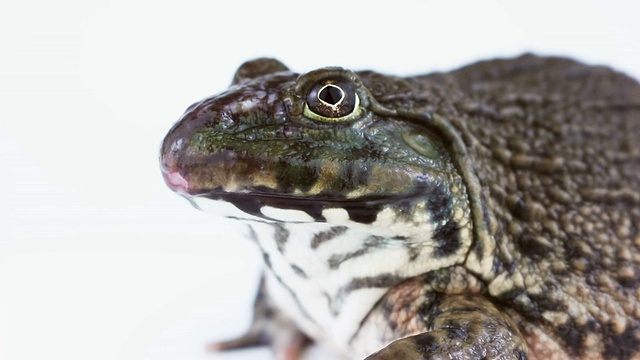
[196,189,427,224]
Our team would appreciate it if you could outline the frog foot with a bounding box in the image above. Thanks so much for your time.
[364,295,528,360]
[207,317,310,360]
[207,277,311,360]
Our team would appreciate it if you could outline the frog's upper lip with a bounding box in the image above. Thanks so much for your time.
[160,162,190,195]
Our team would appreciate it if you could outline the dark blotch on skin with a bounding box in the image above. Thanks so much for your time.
[275,160,320,193]
[424,182,462,258]
[515,348,529,360]
[443,321,470,341]
[411,332,437,351]
[553,320,597,358]
[516,231,550,260]
[346,202,384,224]
[604,323,640,360]
[336,162,372,191]
[408,246,421,261]
[618,270,640,289]
[315,160,374,198]
[508,196,529,221]
[425,183,454,225]
[432,220,462,257]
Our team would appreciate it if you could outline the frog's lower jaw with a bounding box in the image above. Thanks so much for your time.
[190,193,473,355]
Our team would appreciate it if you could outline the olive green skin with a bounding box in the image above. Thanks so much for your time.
[162,63,455,207]
[161,55,640,359]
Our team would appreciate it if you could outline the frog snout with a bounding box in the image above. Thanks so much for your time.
[160,141,190,195]
[162,167,190,194]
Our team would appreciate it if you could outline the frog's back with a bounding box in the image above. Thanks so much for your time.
[408,54,640,358]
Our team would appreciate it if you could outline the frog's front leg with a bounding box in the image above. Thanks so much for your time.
[208,275,311,360]
[365,295,528,360]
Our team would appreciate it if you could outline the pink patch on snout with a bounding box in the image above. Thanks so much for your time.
[165,171,189,194]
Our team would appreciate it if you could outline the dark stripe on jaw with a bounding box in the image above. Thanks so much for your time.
[273,223,289,253]
[331,273,405,315]
[311,226,349,249]
[328,235,385,269]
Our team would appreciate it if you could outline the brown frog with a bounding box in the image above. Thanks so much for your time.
[160,54,640,359]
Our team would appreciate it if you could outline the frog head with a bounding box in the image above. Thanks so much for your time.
[160,59,468,232]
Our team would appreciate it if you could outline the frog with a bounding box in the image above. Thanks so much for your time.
[160,54,640,360]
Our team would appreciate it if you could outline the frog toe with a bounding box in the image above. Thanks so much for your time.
[207,324,310,360]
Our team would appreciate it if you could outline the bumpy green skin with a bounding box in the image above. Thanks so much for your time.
[161,55,640,359]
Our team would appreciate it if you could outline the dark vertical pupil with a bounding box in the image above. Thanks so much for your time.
[318,86,343,105]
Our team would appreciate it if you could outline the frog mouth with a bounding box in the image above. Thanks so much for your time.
[163,169,190,194]
[162,161,433,224]
[193,187,425,224]
[162,159,434,224]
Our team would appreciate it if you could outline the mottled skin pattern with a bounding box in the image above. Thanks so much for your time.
[160,55,640,359]
[418,57,640,359]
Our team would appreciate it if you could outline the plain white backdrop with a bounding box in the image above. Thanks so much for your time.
[1,1,639,359]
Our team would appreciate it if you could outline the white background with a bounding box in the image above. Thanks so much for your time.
[1,1,639,359]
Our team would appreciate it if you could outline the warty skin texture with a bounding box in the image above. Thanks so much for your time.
[161,54,640,359]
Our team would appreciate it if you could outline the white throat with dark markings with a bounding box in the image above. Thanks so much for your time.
[192,195,472,355]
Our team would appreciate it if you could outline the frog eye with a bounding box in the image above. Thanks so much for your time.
[304,79,361,121]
